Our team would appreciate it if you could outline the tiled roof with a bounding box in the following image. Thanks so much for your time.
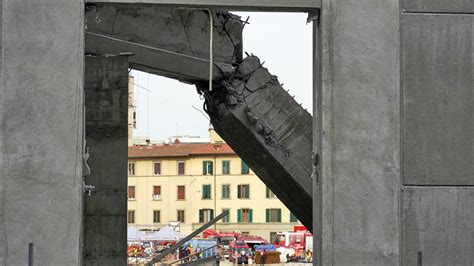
[128,143,235,158]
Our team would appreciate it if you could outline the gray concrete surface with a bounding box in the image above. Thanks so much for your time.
[402,187,474,266]
[0,1,84,265]
[199,56,314,231]
[85,5,242,83]
[402,0,474,13]
[86,5,242,65]
[84,55,129,265]
[320,0,400,264]
[402,14,473,186]
[85,0,321,12]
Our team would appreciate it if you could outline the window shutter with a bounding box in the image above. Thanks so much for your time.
[202,161,206,174]
[210,209,214,219]
[199,209,204,223]
[210,161,213,175]
[266,209,270,223]
[278,209,281,223]
[154,162,161,175]
[237,209,242,223]
[237,185,241,198]
[249,209,253,223]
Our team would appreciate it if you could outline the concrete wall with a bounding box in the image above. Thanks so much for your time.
[400,2,474,265]
[0,1,84,265]
[320,0,400,264]
[84,55,129,265]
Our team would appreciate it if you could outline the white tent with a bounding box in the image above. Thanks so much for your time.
[146,226,185,241]
[127,226,146,241]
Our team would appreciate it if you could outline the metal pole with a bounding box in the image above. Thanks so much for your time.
[147,210,229,265]
[28,243,34,266]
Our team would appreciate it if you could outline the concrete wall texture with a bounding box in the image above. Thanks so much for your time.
[84,55,129,265]
[320,0,473,265]
[0,1,85,265]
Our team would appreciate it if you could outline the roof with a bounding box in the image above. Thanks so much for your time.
[128,143,236,158]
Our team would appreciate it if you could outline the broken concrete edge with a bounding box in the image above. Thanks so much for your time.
[195,55,313,230]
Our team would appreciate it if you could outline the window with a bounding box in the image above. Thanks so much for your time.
[270,232,277,243]
[177,161,185,175]
[241,160,250,174]
[128,162,135,175]
[127,210,135,224]
[153,162,161,175]
[290,213,298,223]
[177,210,185,223]
[202,161,213,175]
[153,210,161,223]
[266,187,276,198]
[202,184,212,199]
[222,184,230,199]
[237,208,252,223]
[177,186,185,200]
[153,186,161,200]
[199,209,214,223]
[128,186,135,199]
[222,208,230,223]
[266,208,282,223]
[237,184,250,199]
[222,160,230,175]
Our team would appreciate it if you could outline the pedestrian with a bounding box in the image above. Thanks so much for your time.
[241,250,248,265]
[260,250,266,265]
[215,253,221,265]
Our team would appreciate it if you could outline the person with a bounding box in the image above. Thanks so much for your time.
[188,244,194,261]
[215,252,221,265]
[196,245,202,259]
[240,250,248,265]
[260,250,266,265]
[305,249,313,263]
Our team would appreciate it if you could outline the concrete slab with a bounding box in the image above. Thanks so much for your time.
[86,5,241,63]
[85,0,321,12]
[320,0,400,264]
[402,14,473,185]
[402,187,474,266]
[0,1,84,265]
[402,0,474,13]
[84,55,129,265]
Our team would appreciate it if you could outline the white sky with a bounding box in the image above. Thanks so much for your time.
[131,12,312,140]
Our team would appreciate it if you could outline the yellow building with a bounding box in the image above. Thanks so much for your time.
[127,129,301,242]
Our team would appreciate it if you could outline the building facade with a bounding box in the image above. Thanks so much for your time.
[127,129,301,241]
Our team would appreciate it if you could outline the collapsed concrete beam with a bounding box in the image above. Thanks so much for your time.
[198,56,313,230]
[85,4,243,82]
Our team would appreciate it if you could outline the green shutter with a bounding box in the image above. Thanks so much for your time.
[241,161,249,174]
[210,161,213,175]
[237,209,242,222]
[277,209,281,223]
[199,209,204,223]
[249,209,253,223]
[290,213,298,222]
[202,161,206,174]
[266,209,270,223]
[210,209,214,219]
[237,185,241,198]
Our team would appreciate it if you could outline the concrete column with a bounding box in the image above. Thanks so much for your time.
[0,1,84,265]
[320,0,400,264]
[83,55,129,265]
